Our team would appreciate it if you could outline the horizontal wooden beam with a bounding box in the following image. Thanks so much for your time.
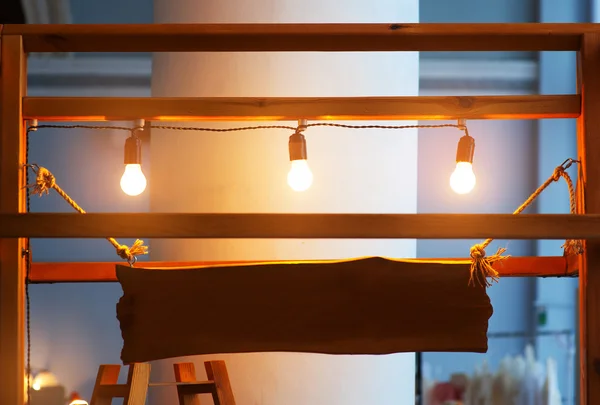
[28,256,579,283]
[23,95,580,122]
[1,213,599,239]
[4,23,600,52]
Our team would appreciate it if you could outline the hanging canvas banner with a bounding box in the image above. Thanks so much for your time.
[116,257,493,364]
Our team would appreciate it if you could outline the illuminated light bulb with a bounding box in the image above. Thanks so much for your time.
[68,391,89,405]
[120,164,147,196]
[287,159,313,192]
[287,121,313,192]
[32,370,59,391]
[450,162,476,194]
[121,133,147,196]
[450,126,476,195]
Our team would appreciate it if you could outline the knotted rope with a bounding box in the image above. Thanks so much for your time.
[469,158,583,287]
[26,164,148,264]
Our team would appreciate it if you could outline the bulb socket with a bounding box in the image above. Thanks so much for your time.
[455,135,475,163]
[288,132,308,161]
[124,136,142,165]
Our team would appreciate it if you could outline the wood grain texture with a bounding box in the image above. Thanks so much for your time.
[124,363,151,405]
[578,33,600,405]
[174,363,202,405]
[1,213,600,239]
[205,361,236,405]
[2,23,599,52]
[28,256,579,283]
[115,257,493,364]
[90,365,121,405]
[0,34,27,405]
[23,95,580,121]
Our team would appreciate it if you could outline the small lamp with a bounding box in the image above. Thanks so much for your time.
[68,391,89,405]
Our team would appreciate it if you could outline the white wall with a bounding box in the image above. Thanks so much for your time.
[27,60,151,401]
[148,0,419,404]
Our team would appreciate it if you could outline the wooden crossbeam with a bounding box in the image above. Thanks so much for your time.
[23,95,581,121]
[23,95,580,121]
[27,256,579,283]
[3,23,600,52]
[1,213,599,239]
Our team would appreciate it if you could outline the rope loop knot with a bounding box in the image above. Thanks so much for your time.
[27,165,55,197]
[115,239,148,264]
[469,243,507,288]
[469,244,486,260]
[551,166,564,182]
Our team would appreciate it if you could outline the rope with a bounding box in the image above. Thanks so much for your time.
[469,158,583,287]
[26,164,148,264]
[559,167,584,256]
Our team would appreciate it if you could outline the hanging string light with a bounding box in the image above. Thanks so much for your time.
[449,119,477,195]
[287,119,313,192]
[27,120,473,195]
[120,119,147,197]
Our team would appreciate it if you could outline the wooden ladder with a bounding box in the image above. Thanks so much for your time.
[89,360,236,405]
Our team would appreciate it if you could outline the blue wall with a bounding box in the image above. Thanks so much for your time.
[535,0,586,401]
[420,0,537,61]
[418,0,539,383]
[417,0,586,401]
[27,108,151,398]
[417,114,538,378]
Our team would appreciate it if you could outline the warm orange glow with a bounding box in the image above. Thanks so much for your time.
[287,160,313,191]
[120,164,147,196]
[22,95,581,122]
[28,256,578,283]
[68,391,88,405]
[31,370,59,390]
[450,162,477,194]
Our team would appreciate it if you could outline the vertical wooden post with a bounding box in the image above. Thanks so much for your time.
[174,363,202,405]
[90,365,122,405]
[124,363,151,405]
[0,34,27,405]
[205,361,236,405]
[577,33,600,405]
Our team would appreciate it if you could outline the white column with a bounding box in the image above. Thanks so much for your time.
[150,1,419,404]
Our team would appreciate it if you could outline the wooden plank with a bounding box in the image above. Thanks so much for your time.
[174,363,202,405]
[23,95,580,121]
[90,365,122,405]
[115,257,493,363]
[1,213,600,239]
[124,363,151,405]
[28,256,578,283]
[2,23,599,52]
[205,361,236,405]
[578,33,600,405]
[0,34,27,405]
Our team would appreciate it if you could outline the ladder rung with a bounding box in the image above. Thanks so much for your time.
[149,381,214,388]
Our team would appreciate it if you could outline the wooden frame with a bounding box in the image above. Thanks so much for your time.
[23,95,579,121]
[1,23,599,405]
